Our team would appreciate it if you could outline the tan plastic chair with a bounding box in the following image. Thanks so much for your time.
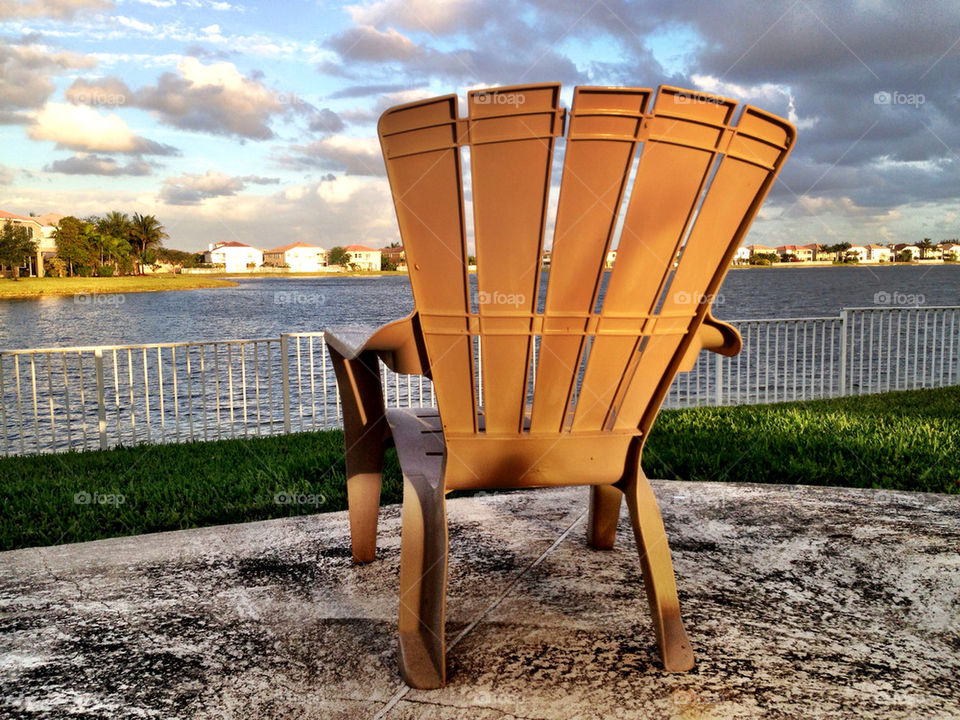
[326,83,794,689]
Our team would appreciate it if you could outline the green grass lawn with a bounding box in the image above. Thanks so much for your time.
[1,387,957,551]
[0,275,238,298]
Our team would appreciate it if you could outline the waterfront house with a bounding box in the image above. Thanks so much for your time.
[733,246,751,264]
[204,241,263,272]
[540,249,552,267]
[381,245,406,269]
[0,209,58,277]
[263,242,326,272]
[605,250,617,268]
[343,244,382,271]
[775,244,814,261]
[940,242,960,261]
[744,244,777,259]
[867,244,892,262]
[845,245,868,262]
[892,243,921,261]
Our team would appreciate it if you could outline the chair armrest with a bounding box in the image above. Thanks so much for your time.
[678,311,742,371]
[325,313,430,377]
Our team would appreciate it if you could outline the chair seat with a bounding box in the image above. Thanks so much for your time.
[386,408,637,492]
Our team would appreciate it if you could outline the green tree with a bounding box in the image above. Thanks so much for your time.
[94,211,133,273]
[0,221,37,279]
[917,238,935,260]
[328,246,350,266]
[54,216,97,276]
[128,213,168,274]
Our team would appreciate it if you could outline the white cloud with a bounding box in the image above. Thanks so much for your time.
[46,153,152,175]
[0,0,112,19]
[114,15,154,33]
[347,0,483,34]
[27,102,174,154]
[283,135,385,176]
[159,169,278,204]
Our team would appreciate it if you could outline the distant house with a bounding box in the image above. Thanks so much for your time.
[540,249,552,267]
[381,245,406,269]
[776,244,814,261]
[744,244,777,258]
[867,244,892,262]
[605,250,617,269]
[204,241,263,272]
[0,209,57,277]
[845,245,868,262]
[263,242,326,272]
[733,246,751,264]
[343,244,382,271]
[892,243,921,261]
[940,242,960,261]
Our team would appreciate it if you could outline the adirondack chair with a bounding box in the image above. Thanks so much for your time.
[325,83,794,688]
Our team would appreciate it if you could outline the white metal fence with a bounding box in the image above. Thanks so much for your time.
[1,306,957,456]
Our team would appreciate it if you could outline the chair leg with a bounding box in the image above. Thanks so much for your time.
[587,484,622,550]
[329,348,388,564]
[621,467,695,672]
[398,473,448,689]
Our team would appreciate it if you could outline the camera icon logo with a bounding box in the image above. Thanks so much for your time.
[873,91,892,105]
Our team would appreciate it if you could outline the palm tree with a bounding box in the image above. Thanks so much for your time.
[917,238,935,260]
[128,213,168,274]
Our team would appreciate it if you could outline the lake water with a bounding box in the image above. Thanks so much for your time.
[1,265,958,350]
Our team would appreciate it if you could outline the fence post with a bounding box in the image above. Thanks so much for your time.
[280,334,291,434]
[94,348,107,450]
[838,309,848,396]
[715,352,723,405]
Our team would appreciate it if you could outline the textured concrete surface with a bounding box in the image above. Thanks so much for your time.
[1,481,958,719]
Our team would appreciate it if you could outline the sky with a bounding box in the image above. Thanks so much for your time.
[0,0,958,252]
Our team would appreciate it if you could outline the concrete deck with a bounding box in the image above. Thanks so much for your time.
[2,481,958,719]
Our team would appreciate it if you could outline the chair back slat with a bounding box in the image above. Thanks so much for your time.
[379,96,477,433]
[469,84,562,434]
[615,106,795,432]
[529,87,652,434]
[570,89,738,432]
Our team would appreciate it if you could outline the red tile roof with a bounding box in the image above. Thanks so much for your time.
[0,210,41,223]
[211,241,257,249]
[264,242,323,253]
[343,244,378,252]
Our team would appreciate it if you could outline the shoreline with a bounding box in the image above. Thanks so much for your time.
[0,275,238,299]
[728,261,957,269]
[2,262,954,299]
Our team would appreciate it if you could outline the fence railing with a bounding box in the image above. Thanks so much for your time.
[1,306,957,456]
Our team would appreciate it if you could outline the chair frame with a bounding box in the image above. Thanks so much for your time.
[326,83,795,688]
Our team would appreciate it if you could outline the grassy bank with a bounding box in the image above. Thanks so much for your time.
[0,275,238,298]
[1,387,956,551]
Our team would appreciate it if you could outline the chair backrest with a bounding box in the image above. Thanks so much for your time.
[378,83,794,441]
